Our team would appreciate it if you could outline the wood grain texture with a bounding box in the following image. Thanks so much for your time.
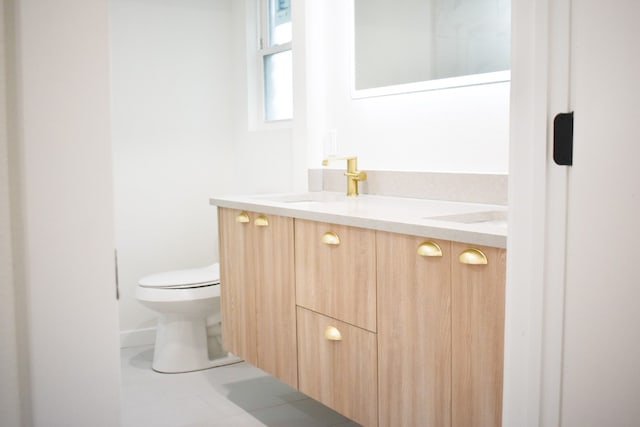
[294,219,377,332]
[254,214,298,388]
[297,307,378,427]
[451,243,506,427]
[376,232,452,427]
[218,208,298,388]
[218,207,258,366]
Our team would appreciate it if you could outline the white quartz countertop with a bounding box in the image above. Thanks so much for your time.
[209,192,507,248]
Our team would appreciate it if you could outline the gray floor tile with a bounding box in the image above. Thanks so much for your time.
[120,345,359,427]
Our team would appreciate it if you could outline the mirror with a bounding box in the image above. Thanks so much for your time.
[353,0,511,98]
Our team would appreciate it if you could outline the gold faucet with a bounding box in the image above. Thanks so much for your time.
[322,156,367,196]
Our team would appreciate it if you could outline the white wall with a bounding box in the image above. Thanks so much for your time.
[10,0,122,425]
[112,0,297,341]
[110,0,237,338]
[230,0,295,194]
[301,0,510,174]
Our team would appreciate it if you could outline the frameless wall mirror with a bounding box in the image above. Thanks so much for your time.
[352,0,511,98]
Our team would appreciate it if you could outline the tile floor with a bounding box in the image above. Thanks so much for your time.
[120,346,361,427]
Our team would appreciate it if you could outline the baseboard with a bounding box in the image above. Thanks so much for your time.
[120,327,156,348]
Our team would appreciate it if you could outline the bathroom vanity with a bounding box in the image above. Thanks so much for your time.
[211,192,507,427]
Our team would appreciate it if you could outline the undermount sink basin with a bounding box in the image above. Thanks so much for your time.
[260,192,346,204]
[425,210,508,228]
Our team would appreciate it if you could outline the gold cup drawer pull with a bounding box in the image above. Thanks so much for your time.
[235,211,250,223]
[417,241,443,257]
[321,231,341,245]
[254,215,269,227]
[459,248,488,265]
[324,326,342,341]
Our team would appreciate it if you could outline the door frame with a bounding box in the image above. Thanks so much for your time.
[504,0,571,425]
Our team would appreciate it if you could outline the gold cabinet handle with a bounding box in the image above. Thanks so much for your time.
[254,215,269,227]
[417,241,443,257]
[459,248,488,265]
[236,211,250,223]
[324,326,342,341]
[321,231,341,245]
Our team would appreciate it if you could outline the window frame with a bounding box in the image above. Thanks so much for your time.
[256,0,293,126]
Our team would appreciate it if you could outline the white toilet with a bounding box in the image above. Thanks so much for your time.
[136,263,241,373]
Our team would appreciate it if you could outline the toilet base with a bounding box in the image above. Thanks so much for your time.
[151,313,242,373]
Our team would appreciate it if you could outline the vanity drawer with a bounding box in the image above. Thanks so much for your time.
[294,219,376,332]
[297,307,378,427]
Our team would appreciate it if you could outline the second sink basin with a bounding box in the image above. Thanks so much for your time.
[425,210,507,228]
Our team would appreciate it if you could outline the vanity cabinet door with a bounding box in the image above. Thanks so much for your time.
[451,243,506,427]
[294,220,377,332]
[217,208,297,388]
[297,307,378,427]
[218,207,258,366]
[253,213,297,388]
[376,231,452,427]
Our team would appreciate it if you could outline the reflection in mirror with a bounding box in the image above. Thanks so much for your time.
[354,0,510,93]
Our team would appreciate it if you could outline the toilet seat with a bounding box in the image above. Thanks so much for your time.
[135,262,240,373]
[136,263,221,303]
[136,282,220,303]
[139,264,220,289]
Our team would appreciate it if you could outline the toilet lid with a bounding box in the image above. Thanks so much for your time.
[138,264,220,289]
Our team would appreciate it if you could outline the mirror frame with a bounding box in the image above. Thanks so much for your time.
[349,0,511,99]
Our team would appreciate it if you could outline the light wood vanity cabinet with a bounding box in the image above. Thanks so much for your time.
[451,242,506,427]
[217,208,297,388]
[296,307,378,427]
[218,208,257,366]
[294,220,378,425]
[218,209,505,427]
[376,232,452,427]
[377,235,506,427]
[294,219,377,332]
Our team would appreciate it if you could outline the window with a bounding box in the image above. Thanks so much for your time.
[258,0,292,122]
